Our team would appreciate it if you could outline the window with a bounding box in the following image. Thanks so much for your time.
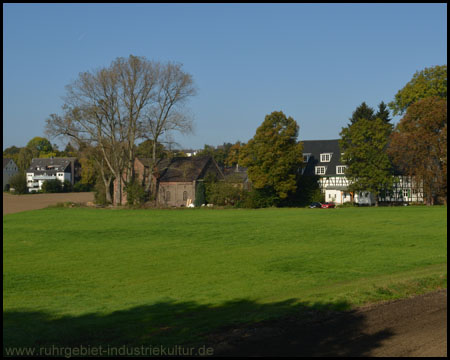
[320,153,332,162]
[183,191,188,201]
[166,191,171,201]
[403,189,409,197]
[336,165,347,174]
[315,166,326,175]
[303,153,311,163]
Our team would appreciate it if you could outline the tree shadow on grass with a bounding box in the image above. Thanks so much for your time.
[4,298,394,357]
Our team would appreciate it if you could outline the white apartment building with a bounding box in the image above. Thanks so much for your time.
[26,158,74,192]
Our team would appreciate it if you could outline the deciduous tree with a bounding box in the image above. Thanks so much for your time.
[388,65,447,116]
[9,172,27,194]
[16,147,34,172]
[141,62,196,194]
[239,111,303,204]
[46,55,196,205]
[225,141,243,168]
[26,137,53,155]
[387,97,447,205]
[340,118,394,206]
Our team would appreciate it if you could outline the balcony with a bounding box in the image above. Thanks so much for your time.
[33,175,57,181]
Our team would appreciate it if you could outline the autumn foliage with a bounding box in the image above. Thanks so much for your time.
[388,97,447,205]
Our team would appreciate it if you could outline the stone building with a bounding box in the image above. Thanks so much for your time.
[115,156,224,206]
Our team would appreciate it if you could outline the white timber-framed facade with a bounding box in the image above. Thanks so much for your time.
[301,139,424,205]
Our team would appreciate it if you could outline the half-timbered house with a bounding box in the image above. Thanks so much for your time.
[301,139,424,205]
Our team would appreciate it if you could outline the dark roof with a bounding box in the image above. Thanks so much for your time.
[27,158,72,173]
[223,166,248,182]
[3,158,13,169]
[301,139,345,176]
[301,139,407,177]
[137,156,223,182]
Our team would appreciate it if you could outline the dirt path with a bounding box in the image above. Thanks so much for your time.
[211,289,447,357]
[3,192,94,215]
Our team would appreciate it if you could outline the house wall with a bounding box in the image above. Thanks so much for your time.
[321,174,424,205]
[113,156,224,206]
[324,189,352,204]
[56,172,72,183]
[158,182,195,207]
[113,158,150,205]
[26,171,72,192]
[3,160,19,190]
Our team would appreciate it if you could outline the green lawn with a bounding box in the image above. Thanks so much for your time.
[3,206,447,349]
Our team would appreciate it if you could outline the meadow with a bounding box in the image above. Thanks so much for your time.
[3,206,447,349]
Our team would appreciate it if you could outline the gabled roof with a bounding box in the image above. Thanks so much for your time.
[223,166,248,182]
[301,139,345,176]
[137,156,224,182]
[160,156,222,182]
[27,158,72,173]
[3,158,14,169]
[301,139,406,177]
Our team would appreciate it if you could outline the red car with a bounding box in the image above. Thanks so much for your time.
[321,202,335,208]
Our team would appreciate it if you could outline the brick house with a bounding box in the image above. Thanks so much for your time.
[114,156,224,206]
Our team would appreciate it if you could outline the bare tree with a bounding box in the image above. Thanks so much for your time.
[46,55,168,205]
[142,62,196,194]
[47,56,196,205]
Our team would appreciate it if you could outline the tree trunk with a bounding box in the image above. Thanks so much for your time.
[104,177,112,204]
[115,175,122,206]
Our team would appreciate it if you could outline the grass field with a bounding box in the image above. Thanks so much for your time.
[3,206,447,349]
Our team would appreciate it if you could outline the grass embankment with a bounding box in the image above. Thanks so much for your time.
[3,206,447,348]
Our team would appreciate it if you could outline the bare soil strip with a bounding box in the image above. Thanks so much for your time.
[3,192,94,215]
[210,289,447,357]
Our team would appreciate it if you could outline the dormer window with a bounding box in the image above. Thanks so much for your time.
[303,153,311,163]
[320,153,332,162]
[315,166,326,175]
[336,165,347,174]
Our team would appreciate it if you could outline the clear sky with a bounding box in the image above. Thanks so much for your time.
[3,3,447,151]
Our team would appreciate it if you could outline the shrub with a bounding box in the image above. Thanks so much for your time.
[194,181,206,207]
[9,173,28,194]
[62,180,73,192]
[291,175,324,206]
[42,179,63,193]
[206,181,244,206]
[239,187,279,208]
[336,202,357,208]
[94,181,108,205]
[310,188,325,204]
[125,179,147,206]
[73,182,93,192]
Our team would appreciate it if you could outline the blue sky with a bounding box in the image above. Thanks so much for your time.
[3,3,447,151]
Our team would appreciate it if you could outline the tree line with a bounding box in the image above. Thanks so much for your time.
[236,65,447,207]
[4,59,446,206]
